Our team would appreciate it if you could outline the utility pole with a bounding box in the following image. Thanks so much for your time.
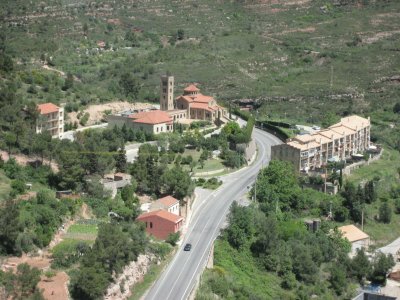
[254,176,257,202]
[361,208,364,231]
[324,166,327,194]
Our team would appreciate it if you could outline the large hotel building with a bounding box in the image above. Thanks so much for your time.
[271,115,371,172]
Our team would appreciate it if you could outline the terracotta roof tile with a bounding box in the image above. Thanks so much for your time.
[137,210,183,223]
[190,102,212,111]
[157,195,179,207]
[130,110,172,125]
[192,94,214,103]
[184,84,200,92]
[37,103,60,115]
[338,224,369,243]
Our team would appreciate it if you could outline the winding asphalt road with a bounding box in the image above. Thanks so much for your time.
[144,128,282,300]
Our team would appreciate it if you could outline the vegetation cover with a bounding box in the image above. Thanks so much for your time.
[198,160,396,299]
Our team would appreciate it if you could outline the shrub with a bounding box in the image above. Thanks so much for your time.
[11,179,26,195]
[379,201,392,224]
[166,232,180,246]
[79,112,90,126]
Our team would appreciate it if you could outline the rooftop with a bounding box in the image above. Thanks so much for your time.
[137,209,183,223]
[157,195,179,207]
[338,224,369,243]
[336,115,370,131]
[184,84,200,92]
[37,103,60,115]
[130,110,173,125]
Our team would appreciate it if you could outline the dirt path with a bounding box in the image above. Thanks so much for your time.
[0,150,59,173]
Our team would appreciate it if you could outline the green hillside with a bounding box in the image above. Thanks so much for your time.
[1,0,399,126]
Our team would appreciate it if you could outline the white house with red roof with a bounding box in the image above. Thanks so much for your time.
[151,195,180,216]
[108,109,174,135]
[36,103,64,138]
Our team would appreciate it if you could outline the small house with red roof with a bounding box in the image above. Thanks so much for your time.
[36,103,64,139]
[137,210,184,240]
[151,195,180,216]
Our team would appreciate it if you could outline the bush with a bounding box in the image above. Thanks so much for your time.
[166,232,180,246]
[11,179,26,195]
[79,112,90,126]
[395,198,400,214]
[379,201,392,224]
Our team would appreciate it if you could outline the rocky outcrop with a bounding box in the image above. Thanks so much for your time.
[104,254,155,300]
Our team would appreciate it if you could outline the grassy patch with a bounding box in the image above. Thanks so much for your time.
[347,149,400,193]
[363,204,400,247]
[344,148,400,246]
[198,239,286,299]
[63,222,99,241]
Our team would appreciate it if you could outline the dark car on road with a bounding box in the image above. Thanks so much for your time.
[184,243,192,251]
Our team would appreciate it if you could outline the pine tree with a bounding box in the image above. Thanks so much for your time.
[115,146,127,173]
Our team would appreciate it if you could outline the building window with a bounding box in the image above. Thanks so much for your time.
[150,222,153,229]
[145,222,148,228]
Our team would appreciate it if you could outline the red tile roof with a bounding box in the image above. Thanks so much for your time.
[178,95,194,103]
[190,102,213,111]
[157,195,179,207]
[37,103,60,115]
[130,110,173,125]
[184,84,200,92]
[137,210,183,223]
[192,94,214,103]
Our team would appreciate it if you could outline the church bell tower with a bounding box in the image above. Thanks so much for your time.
[160,75,174,111]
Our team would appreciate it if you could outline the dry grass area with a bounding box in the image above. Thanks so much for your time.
[38,272,69,300]
[68,101,155,127]
[0,150,59,173]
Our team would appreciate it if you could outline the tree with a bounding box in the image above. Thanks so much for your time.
[115,146,127,172]
[393,102,400,114]
[16,263,42,298]
[253,160,300,212]
[70,265,110,299]
[364,180,377,204]
[223,150,243,168]
[379,201,392,223]
[350,249,371,283]
[125,30,140,47]
[329,264,347,296]
[119,72,140,99]
[369,253,395,284]
[4,132,16,154]
[177,29,185,40]
[190,160,197,172]
[62,72,74,91]
[160,166,194,200]
[0,200,21,255]
[83,23,89,35]
[225,203,255,249]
